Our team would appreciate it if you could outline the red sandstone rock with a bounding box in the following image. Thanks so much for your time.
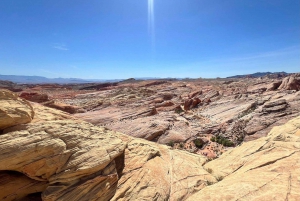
[43,100,83,114]
[20,92,49,103]
[189,90,202,98]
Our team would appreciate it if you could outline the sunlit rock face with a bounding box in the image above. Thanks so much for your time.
[0,89,34,130]
[186,116,300,201]
[0,82,299,201]
[69,77,300,158]
[278,73,300,91]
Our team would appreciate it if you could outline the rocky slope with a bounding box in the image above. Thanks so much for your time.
[10,74,299,158]
[0,89,212,200]
[71,74,300,157]
[0,88,299,200]
[187,116,300,201]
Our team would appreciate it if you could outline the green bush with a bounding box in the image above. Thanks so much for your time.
[175,108,183,114]
[211,136,234,147]
[193,139,204,149]
[206,180,214,186]
[167,141,174,147]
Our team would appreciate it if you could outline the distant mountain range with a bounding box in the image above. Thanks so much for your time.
[0,72,292,84]
[226,72,289,78]
[0,75,123,84]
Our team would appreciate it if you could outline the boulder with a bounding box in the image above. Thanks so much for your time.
[184,98,201,110]
[266,80,282,91]
[0,120,126,201]
[192,97,201,107]
[278,74,300,91]
[0,89,34,130]
[184,99,193,110]
[111,136,215,201]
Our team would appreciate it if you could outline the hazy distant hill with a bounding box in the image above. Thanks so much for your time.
[227,72,289,78]
[0,74,122,84]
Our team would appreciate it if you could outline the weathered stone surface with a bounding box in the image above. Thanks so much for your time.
[201,98,256,123]
[0,171,48,201]
[30,102,77,123]
[187,116,300,201]
[266,80,282,91]
[263,99,287,108]
[247,82,268,93]
[106,115,171,141]
[244,117,276,135]
[189,90,202,98]
[20,92,49,103]
[111,135,215,201]
[1,87,300,201]
[74,106,157,125]
[155,101,174,108]
[8,76,299,160]
[43,100,84,114]
[0,89,34,130]
[278,73,300,91]
[204,90,219,100]
[0,120,126,201]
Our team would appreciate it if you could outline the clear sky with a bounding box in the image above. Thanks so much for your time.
[0,0,299,79]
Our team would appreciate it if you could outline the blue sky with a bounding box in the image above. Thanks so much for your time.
[0,0,299,79]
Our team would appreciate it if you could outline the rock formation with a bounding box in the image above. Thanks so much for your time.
[186,116,300,201]
[278,73,300,91]
[0,89,34,130]
[42,100,84,114]
[1,120,125,201]
[0,89,299,200]
[20,92,49,103]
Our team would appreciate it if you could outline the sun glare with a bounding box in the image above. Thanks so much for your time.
[148,0,155,48]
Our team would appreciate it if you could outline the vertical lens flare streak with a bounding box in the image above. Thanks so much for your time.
[148,0,155,50]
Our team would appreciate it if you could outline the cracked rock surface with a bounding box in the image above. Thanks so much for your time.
[186,116,300,201]
[0,89,34,130]
[111,135,214,201]
[0,120,126,201]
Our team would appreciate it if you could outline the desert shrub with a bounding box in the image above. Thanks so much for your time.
[179,143,184,148]
[206,180,214,186]
[213,136,234,147]
[167,141,174,147]
[175,108,183,114]
[193,139,204,149]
